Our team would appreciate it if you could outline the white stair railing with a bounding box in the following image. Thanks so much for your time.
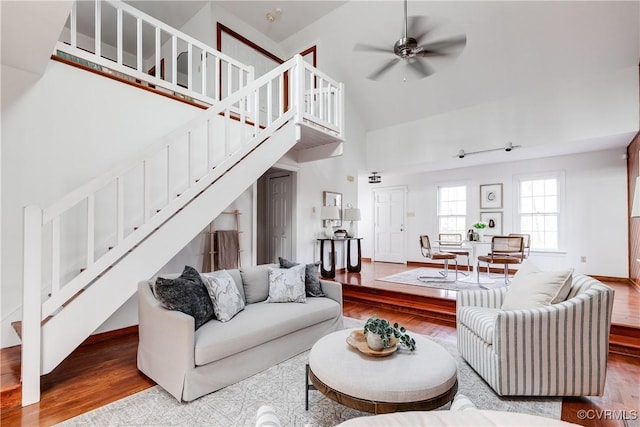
[300,62,344,139]
[57,0,254,106]
[22,55,344,406]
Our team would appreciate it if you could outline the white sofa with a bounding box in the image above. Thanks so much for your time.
[457,273,614,396]
[256,395,580,427]
[336,410,579,426]
[137,263,343,401]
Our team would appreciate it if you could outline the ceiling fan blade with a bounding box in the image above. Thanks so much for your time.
[368,58,401,80]
[418,35,467,54]
[407,58,434,79]
[354,43,391,54]
[407,16,435,44]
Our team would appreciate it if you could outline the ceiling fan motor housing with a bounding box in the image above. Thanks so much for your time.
[394,37,419,58]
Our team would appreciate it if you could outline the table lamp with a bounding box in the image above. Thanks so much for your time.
[321,206,340,238]
[343,207,361,238]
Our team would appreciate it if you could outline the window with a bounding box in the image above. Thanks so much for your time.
[438,185,467,236]
[518,176,560,250]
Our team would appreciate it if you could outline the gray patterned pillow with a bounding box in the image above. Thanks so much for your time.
[267,264,306,303]
[202,270,245,322]
[153,266,214,330]
[278,257,324,297]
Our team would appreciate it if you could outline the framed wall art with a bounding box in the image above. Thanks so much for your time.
[480,211,503,236]
[480,183,503,209]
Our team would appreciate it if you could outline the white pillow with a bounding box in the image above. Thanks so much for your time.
[202,270,245,322]
[501,260,574,311]
[267,264,306,303]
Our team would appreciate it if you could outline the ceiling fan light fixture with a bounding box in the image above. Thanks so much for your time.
[354,0,466,81]
[266,8,282,23]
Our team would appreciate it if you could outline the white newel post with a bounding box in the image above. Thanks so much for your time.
[22,205,43,406]
[294,55,305,123]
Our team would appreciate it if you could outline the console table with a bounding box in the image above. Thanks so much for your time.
[317,238,363,278]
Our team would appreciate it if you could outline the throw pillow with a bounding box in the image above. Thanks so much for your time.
[278,257,325,297]
[202,270,245,322]
[267,264,306,303]
[501,260,574,311]
[153,265,215,329]
[240,264,278,303]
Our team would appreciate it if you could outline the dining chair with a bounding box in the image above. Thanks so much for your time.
[438,233,470,274]
[418,235,458,281]
[508,233,531,259]
[477,236,524,284]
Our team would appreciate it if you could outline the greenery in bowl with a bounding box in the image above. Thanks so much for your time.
[363,315,416,351]
[472,221,487,229]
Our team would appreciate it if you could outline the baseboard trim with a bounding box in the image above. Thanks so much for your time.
[590,275,632,284]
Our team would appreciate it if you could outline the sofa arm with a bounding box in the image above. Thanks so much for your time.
[457,287,506,309]
[320,279,343,311]
[137,281,195,401]
[492,287,614,395]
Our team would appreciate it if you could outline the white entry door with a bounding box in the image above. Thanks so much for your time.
[267,173,293,263]
[373,187,406,263]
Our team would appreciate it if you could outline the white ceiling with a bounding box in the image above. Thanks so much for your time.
[114,1,639,131]
[216,1,347,43]
[217,0,639,173]
[104,1,639,169]
[126,1,208,31]
[275,1,639,131]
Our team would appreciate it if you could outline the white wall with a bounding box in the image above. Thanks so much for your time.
[1,60,202,347]
[276,98,368,268]
[358,148,628,277]
[366,66,638,174]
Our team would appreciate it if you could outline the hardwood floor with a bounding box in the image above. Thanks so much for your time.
[337,260,640,328]
[1,262,639,426]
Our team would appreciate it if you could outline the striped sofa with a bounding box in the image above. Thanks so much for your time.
[457,274,614,396]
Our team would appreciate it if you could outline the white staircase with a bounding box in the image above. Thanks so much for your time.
[21,1,344,407]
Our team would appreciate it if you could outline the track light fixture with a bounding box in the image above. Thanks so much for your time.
[455,142,521,159]
[369,172,381,184]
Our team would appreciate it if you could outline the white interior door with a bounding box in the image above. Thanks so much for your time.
[267,173,292,263]
[373,187,406,263]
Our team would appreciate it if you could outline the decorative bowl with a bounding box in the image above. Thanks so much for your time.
[346,329,397,357]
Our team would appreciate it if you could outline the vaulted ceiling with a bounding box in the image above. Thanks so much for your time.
[123,1,640,170]
[220,1,639,173]
[216,1,639,132]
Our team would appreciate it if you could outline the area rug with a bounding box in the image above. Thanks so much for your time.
[377,267,508,291]
[57,318,560,426]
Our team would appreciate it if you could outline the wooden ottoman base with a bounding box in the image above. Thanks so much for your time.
[306,364,458,414]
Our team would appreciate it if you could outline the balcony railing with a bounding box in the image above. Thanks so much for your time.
[57,0,254,106]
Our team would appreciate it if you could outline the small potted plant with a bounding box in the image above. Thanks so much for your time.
[471,221,487,241]
[363,315,416,351]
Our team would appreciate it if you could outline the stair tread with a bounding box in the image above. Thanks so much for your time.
[0,344,22,410]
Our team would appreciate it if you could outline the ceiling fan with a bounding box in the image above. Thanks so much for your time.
[355,0,466,80]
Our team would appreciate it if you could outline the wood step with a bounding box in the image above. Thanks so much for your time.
[340,278,640,358]
[0,344,22,411]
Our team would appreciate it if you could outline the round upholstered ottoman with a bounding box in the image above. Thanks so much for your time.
[307,328,458,414]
